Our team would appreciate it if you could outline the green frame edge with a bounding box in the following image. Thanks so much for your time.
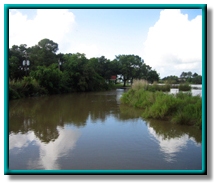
[4,3,207,175]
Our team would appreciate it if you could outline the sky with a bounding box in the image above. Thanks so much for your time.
[9,8,202,78]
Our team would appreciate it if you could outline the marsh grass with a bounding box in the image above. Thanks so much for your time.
[9,77,47,99]
[148,82,170,92]
[131,79,170,92]
[131,79,148,90]
[120,80,202,128]
[178,83,191,91]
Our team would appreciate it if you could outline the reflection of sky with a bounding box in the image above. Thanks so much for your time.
[116,89,124,104]
[9,126,80,170]
[191,89,202,97]
[169,88,202,97]
[170,88,179,95]
[10,132,36,150]
[147,125,199,162]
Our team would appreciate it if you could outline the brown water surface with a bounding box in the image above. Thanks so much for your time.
[9,89,202,170]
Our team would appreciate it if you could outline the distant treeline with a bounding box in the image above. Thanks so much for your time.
[161,72,202,84]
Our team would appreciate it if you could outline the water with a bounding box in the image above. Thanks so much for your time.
[9,89,202,170]
[170,84,202,96]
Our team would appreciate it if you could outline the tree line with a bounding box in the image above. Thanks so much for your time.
[9,38,159,98]
[9,38,202,99]
[161,71,202,84]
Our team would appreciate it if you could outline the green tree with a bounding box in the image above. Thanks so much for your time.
[63,53,87,91]
[180,72,188,79]
[192,75,202,84]
[162,75,179,84]
[193,72,198,78]
[88,56,120,84]
[115,54,144,86]
[187,71,192,78]
[63,53,109,92]
[38,38,58,53]
[9,44,29,80]
[141,64,151,81]
[30,64,63,94]
[97,56,112,81]
[28,38,58,68]
[147,70,159,83]
[84,61,108,91]
[9,56,22,80]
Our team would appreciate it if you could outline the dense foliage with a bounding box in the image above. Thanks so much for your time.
[9,38,202,100]
[9,38,160,99]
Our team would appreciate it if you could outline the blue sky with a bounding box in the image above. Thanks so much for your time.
[9,8,202,78]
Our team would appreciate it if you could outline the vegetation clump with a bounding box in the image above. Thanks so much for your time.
[178,83,191,91]
[9,77,47,100]
[120,80,202,129]
[131,79,170,92]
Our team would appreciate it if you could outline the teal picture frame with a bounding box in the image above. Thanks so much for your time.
[4,3,207,175]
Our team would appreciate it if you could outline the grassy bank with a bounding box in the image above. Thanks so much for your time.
[120,80,202,129]
[9,77,48,100]
[9,76,118,100]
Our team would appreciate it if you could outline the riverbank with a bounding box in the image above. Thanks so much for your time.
[9,76,200,101]
[120,81,202,129]
[9,77,126,100]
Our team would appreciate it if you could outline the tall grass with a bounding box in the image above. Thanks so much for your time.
[131,79,148,90]
[9,76,47,100]
[120,80,202,129]
[131,79,170,92]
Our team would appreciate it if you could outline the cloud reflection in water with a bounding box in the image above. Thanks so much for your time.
[9,126,81,170]
[147,125,200,163]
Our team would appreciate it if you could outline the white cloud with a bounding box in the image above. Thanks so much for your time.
[9,9,76,52]
[72,43,100,59]
[143,9,202,78]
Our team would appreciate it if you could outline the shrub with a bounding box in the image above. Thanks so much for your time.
[179,83,191,91]
[120,88,135,104]
[171,99,202,128]
[171,109,192,125]
[9,87,21,100]
[120,88,155,109]
[147,83,170,92]
[142,92,177,119]
[30,64,64,94]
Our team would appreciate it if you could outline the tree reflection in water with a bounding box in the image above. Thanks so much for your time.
[10,91,201,145]
[9,91,119,143]
[9,90,202,170]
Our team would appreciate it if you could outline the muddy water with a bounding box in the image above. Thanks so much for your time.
[9,89,202,170]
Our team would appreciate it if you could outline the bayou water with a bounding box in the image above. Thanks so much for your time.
[9,89,202,170]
